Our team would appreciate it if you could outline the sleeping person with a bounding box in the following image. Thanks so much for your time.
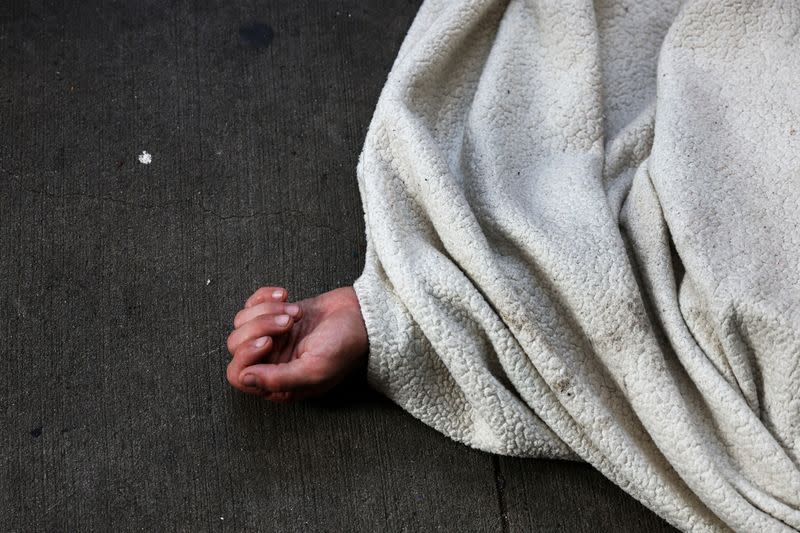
[226,1,800,531]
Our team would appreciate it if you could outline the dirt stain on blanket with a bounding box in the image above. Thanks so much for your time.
[554,378,573,397]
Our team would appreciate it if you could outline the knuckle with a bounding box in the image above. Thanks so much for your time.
[305,365,328,386]
[248,288,268,304]
[233,343,248,360]
[226,364,237,386]
[261,374,279,391]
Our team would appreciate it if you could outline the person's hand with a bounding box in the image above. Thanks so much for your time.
[226,286,369,401]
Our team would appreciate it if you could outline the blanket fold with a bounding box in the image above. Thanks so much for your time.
[352,1,800,530]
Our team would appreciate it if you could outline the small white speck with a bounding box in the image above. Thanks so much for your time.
[220,516,224,521]
[138,151,152,164]
[206,278,212,286]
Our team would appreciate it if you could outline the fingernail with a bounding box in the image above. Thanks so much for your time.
[272,289,284,300]
[242,374,257,387]
[275,314,290,326]
[285,304,300,316]
[253,336,268,348]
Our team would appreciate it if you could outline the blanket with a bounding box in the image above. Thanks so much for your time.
[351,1,800,531]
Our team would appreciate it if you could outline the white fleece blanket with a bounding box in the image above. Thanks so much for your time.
[351,1,800,531]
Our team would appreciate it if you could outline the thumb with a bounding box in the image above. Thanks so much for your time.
[239,354,330,394]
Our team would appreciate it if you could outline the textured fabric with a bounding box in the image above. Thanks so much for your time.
[352,1,800,531]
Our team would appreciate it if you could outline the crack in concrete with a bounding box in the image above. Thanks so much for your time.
[5,174,345,232]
